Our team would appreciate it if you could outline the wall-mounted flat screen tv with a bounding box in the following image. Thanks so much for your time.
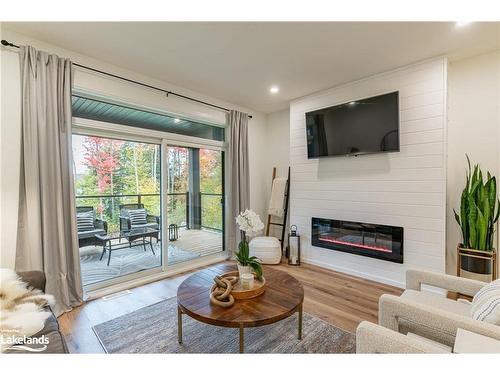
[306,91,400,158]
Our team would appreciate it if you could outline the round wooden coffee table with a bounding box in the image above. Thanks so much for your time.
[176,263,304,353]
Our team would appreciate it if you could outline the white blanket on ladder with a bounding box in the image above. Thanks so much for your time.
[268,178,287,218]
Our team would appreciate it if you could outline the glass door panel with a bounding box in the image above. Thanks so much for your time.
[200,148,224,235]
[72,134,162,288]
[166,146,224,264]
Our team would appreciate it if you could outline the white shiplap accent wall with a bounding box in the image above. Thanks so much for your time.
[289,57,447,287]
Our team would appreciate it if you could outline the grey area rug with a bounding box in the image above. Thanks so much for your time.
[93,297,356,353]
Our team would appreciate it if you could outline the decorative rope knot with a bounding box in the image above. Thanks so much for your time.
[209,274,239,307]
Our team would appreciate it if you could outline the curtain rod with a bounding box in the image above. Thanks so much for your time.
[1,39,253,119]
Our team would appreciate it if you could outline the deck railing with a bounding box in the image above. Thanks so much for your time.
[200,192,223,232]
[75,192,222,232]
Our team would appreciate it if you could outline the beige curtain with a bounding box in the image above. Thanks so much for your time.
[15,45,83,316]
[227,110,250,256]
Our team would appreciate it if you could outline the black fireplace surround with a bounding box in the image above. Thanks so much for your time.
[311,217,403,263]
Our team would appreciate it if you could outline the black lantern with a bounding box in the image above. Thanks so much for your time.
[287,225,301,266]
[168,224,179,241]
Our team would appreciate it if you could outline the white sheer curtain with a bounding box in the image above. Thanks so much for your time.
[15,45,83,316]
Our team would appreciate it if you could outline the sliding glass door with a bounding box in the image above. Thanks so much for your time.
[72,134,225,291]
[166,145,224,265]
[72,134,162,288]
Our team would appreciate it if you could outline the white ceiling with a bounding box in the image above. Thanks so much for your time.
[4,22,500,113]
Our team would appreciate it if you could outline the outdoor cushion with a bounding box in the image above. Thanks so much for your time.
[78,228,105,239]
[400,290,471,317]
[76,211,95,232]
[471,278,500,325]
[128,208,148,227]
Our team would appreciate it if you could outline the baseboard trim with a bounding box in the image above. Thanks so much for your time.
[301,257,405,289]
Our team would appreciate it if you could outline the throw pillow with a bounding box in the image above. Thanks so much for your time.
[471,278,500,325]
[76,210,95,232]
[128,208,148,227]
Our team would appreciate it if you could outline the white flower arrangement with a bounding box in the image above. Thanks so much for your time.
[234,209,264,280]
[235,209,264,238]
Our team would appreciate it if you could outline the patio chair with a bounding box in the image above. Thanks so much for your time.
[76,206,108,248]
[119,203,160,232]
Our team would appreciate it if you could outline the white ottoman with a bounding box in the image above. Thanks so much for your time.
[249,236,282,265]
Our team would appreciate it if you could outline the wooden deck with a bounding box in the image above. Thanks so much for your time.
[79,228,222,286]
[173,227,222,257]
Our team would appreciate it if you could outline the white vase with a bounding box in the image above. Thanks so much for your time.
[237,264,252,279]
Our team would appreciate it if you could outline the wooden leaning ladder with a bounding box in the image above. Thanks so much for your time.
[265,166,291,250]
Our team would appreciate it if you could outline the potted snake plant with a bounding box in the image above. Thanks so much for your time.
[454,156,499,275]
[235,209,264,280]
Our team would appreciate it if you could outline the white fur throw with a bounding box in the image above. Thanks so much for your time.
[0,268,55,352]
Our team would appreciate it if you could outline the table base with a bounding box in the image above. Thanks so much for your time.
[177,303,303,353]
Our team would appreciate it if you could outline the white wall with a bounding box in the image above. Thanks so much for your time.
[247,113,269,220]
[0,28,268,268]
[447,50,500,276]
[289,57,448,287]
[265,109,290,177]
[263,109,290,238]
[0,31,22,269]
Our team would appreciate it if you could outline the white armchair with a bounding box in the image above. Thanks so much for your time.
[378,269,500,347]
[405,269,485,296]
[356,321,450,353]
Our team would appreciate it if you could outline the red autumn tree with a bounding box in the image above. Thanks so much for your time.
[82,137,122,193]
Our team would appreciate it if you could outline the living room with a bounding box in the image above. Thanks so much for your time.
[1,1,499,373]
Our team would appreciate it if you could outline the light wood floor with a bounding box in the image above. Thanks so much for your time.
[58,261,402,353]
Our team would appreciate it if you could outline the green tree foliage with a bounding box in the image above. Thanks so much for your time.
[200,149,223,231]
[167,147,189,227]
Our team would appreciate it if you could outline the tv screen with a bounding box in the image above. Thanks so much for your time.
[306,91,399,158]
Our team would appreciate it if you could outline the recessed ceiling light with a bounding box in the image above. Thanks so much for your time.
[269,86,279,94]
[174,118,181,123]
[456,21,472,27]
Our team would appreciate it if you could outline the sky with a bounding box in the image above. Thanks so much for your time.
[72,135,87,175]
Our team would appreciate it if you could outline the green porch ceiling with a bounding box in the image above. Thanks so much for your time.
[71,95,225,141]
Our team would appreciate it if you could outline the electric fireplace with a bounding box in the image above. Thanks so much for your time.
[311,217,403,263]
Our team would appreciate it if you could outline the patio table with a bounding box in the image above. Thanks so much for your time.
[95,227,159,266]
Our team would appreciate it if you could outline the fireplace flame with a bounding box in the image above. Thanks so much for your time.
[318,236,392,253]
